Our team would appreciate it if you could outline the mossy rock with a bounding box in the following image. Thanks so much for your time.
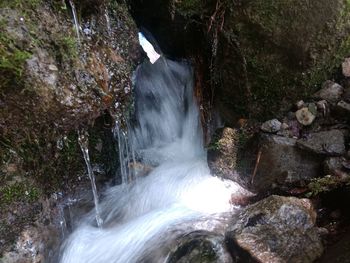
[213,0,350,121]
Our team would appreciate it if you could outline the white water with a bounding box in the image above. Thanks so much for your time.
[60,55,250,262]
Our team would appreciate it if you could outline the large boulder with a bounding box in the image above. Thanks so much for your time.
[226,195,323,263]
[252,134,322,192]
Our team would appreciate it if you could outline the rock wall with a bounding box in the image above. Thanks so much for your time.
[0,0,139,258]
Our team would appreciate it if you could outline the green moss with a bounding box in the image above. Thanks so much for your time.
[176,0,205,17]
[0,182,40,206]
[217,0,350,119]
[55,36,79,64]
[305,175,350,197]
[0,31,32,89]
[0,0,42,9]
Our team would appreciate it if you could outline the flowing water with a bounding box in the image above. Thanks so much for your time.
[77,130,103,227]
[60,55,249,262]
[68,0,81,43]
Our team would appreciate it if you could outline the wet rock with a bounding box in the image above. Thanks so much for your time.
[129,162,153,177]
[297,130,346,156]
[207,128,240,183]
[1,225,60,263]
[226,195,323,263]
[253,135,321,191]
[313,81,344,103]
[342,57,350,77]
[166,232,232,263]
[260,119,281,133]
[295,107,316,126]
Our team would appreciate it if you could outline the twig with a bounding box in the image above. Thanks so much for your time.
[251,149,262,185]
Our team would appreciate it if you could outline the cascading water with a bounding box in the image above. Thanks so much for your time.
[60,35,250,263]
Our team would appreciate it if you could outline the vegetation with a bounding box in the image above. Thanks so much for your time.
[306,175,350,197]
[0,182,40,206]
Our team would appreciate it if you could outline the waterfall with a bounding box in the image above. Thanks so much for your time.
[60,52,250,262]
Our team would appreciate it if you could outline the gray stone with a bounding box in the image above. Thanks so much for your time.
[253,135,321,191]
[342,57,350,77]
[297,130,346,156]
[226,195,323,263]
[261,119,282,133]
[313,81,344,103]
[296,107,316,126]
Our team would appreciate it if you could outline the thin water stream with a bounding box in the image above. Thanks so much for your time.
[68,0,81,43]
[77,130,103,227]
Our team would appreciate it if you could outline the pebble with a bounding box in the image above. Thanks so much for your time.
[295,107,316,126]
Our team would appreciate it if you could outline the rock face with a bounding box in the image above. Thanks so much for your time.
[226,195,323,263]
[252,135,321,191]
[297,130,346,156]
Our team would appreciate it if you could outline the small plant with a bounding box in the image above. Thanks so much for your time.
[305,175,339,197]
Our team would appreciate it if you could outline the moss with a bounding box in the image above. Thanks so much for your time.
[215,0,350,120]
[0,182,40,207]
[0,0,42,9]
[0,31,32,90]
[54,35,79,65]
[305,175,350,197]
[175,0,205,17]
